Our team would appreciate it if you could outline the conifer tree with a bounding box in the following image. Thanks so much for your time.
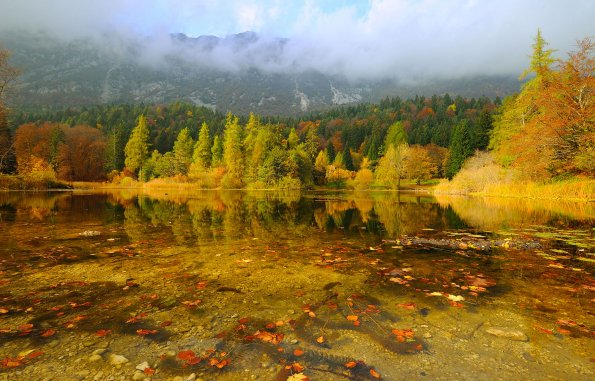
[287,128,299,149]
[193,122,211,169]
[124,114,150,179]
[446,121,473,179]
[222,113,244,188]
[173,127,194,175]
[211,135,223,167]
[343,147,355,171]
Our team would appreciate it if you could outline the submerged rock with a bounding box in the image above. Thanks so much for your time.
[486,327,529,342]
[79,230,101,237]
[108,353,129,366]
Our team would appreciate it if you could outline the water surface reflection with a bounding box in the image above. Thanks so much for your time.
[0,190,592,380]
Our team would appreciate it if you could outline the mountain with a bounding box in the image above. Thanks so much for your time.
[1,31,518,115]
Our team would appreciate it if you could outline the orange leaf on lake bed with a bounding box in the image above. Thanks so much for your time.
[370,369,381,378]
[291,362,305,372]
[182,300,202,307]
[1,358,23,368]
[397,302,416,310]
[344,361,357,368]
[293,349,304,357]
[136,329,158,336]
[18,324,33,332]
[40,329,56,337]
[347,315,359,321]
[177,350,197,361]
[96,329,111,337]
[316,336,325,343]
[144,367,155,375]
[26,351,44,359]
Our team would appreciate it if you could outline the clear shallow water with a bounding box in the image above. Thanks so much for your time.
[0,190,593,380]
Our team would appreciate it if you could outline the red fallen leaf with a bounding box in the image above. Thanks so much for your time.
[370,369,381,378]
[160,320,172,327]
[353,320,361,327]
[415,344,423,351]
[195,281,208,289]
[265,322,276,329]
[556,319,577,327]
[136,329,158,336]
[347,315,359,322]
[182,300,202,307]
[40,329,56,337]
[535,325,553,335]
[345,361,357,368]
[238,317,250,324]
[293,349,304,357]
[96,329,112,337]
[448,301,464,308]
[291,362,305,372]
[397,302,416,310]
[26,351,44,359]
[177,350,197,361]
[392,328,415,342]
[253,330,284,344]
[127,312,149,323]
[18,324,33,332]
[144,367,155,375]
[557,328,571,335]
[215,358,230,369]
[208,358,219,366]
[1,358,22,368]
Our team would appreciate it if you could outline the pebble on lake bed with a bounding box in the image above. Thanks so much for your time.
[108,353,129,366]
[485,327,529,342]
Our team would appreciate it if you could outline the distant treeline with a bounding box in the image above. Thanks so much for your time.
[5,92,498,187]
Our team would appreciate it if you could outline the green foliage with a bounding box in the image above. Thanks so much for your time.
[221,113,244,188]
[287,128,299,149]
[446,121,473,179]
[124,115,150,177]
[384,121,408,149]
[211,135,223,167]
[343,147,355,171]
[172,127,194,175]
[193,122,211,169]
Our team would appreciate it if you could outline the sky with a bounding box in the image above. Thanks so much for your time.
[0,0,593,80]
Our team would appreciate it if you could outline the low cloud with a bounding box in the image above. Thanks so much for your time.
[1,0,593,81]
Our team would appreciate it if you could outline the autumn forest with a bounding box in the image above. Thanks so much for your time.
[1,33,592,196]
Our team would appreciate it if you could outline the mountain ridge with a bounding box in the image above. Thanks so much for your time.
[1,30,519,115]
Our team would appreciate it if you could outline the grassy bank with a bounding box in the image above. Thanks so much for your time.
[435,175,594,201]
[0,173,72,191]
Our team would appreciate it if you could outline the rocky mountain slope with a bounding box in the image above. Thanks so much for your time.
[1,31,518,115]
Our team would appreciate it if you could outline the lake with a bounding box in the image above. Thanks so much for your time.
[0,190,593,380]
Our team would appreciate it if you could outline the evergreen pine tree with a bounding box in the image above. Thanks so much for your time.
[193,122,211,169]
[343,147,355,171]
[124,115,150,179]
[211,135,223,167]
[446,121,473,179]
[173,127,194,175]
